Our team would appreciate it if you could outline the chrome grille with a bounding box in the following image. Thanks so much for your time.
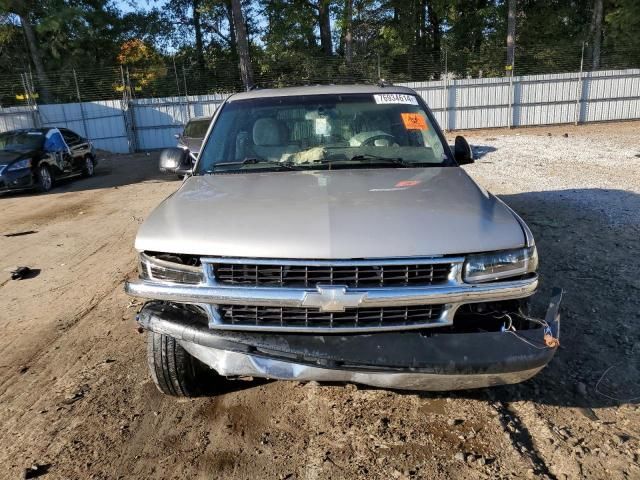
[217,304,445,329]
[211,262,452,288]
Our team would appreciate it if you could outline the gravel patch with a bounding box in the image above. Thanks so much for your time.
[455,129,640,226]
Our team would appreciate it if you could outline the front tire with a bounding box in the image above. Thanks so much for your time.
[82,156,95,177]
[146,332,216,397]
[36,164,53,192]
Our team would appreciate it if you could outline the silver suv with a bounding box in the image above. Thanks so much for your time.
[126,85,561,397]
[175,116,211,160]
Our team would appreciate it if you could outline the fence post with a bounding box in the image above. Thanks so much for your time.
[442,50,448,132]
[172,57,186,129]
[73,69,90,140]
[20,72,41,128]
[126,67,139,151]
[119,66,133,153]
[507,57,515,129]
[574,42,585,125]
[182,65,190,121]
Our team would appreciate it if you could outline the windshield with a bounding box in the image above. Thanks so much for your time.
[183,119,210,138]
[197,93,451,174]
[0,131,44,151]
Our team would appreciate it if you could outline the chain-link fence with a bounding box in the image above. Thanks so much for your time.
[3,41,640,106]
[1,42,639,153]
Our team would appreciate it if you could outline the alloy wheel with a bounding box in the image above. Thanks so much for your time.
[40,166,52,191]
[85,157,94,176]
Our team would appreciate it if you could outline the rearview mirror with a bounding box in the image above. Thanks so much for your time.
[454,136,474,165]
[159,148,189,173]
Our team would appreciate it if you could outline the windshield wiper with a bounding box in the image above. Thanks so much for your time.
[300,154,416,168]
[207,157,300,172]
[348,154,416,167]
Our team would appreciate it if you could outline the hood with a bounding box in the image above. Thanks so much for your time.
[0,149,33,167]
[136,167,525,259]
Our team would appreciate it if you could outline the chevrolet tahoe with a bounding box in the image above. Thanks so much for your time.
[125,85,561,397]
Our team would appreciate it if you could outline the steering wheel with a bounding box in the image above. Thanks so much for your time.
[360,133,397,147]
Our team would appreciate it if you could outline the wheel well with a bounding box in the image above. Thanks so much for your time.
[38,162,61,176]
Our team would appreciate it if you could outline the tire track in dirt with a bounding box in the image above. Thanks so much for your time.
[0,268,132,396]
[302,382,330,480]
[0,283,146,477]
[0,256,135,392]
[491,400,559,479]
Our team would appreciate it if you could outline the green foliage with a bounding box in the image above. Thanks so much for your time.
[1,0,640,103]
[604,0,640,68]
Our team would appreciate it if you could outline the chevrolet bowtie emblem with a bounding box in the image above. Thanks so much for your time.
[301,285,367,312]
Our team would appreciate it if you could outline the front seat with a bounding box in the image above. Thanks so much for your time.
[252,118,296,161]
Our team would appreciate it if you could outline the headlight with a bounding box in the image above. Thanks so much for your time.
[138,252,204,284]
[463,246,538,283]
[7,159,32,171]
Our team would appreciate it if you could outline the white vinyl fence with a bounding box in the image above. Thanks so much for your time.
[1,68,639,154]
[132,93,227,150]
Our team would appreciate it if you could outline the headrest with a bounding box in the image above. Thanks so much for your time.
[253,118,288,146]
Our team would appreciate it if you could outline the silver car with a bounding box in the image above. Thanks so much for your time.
[175,116,211,160]
[126,85,561,397]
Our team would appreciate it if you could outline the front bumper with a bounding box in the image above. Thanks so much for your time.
[136,289,561,391]
[0,169,34,192]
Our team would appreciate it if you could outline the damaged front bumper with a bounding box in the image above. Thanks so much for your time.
[136,289,562,391]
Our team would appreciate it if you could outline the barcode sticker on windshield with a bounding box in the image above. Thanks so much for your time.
[373,94,419,105]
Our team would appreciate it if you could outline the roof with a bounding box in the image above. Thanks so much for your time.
[227,84,418,102]
[2,128,50,134]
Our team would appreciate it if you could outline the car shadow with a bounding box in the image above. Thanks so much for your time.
[472,144,497,160]
[450,143,497,161]
[0,150,180,199]
[200,377,273,397]
[399,187,640,409]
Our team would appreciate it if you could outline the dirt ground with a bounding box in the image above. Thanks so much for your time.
[1,121,639,480]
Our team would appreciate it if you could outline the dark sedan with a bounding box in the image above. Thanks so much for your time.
[0,127,96,193]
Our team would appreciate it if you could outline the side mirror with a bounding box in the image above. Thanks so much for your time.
[174,133,180,139]
[176,162,193,177]
[159,148,189,173]
[454,136,474,165]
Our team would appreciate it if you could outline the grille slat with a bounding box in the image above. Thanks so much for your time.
[212,262,452,288]
[218,304,445,329]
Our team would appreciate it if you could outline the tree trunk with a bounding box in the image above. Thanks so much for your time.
[318,0,333,55]
[506,0,516,73]
[427,3,441,79]
[344,0,353,65]
[193,0,205,71]
[473,0,488,53]
[418,0,428,52]
[230,0,254,89]
[590,0,603,69]
[226,0,237,58]
[18,13,51,103]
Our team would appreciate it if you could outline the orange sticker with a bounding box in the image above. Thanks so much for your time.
[401,113,428,130]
